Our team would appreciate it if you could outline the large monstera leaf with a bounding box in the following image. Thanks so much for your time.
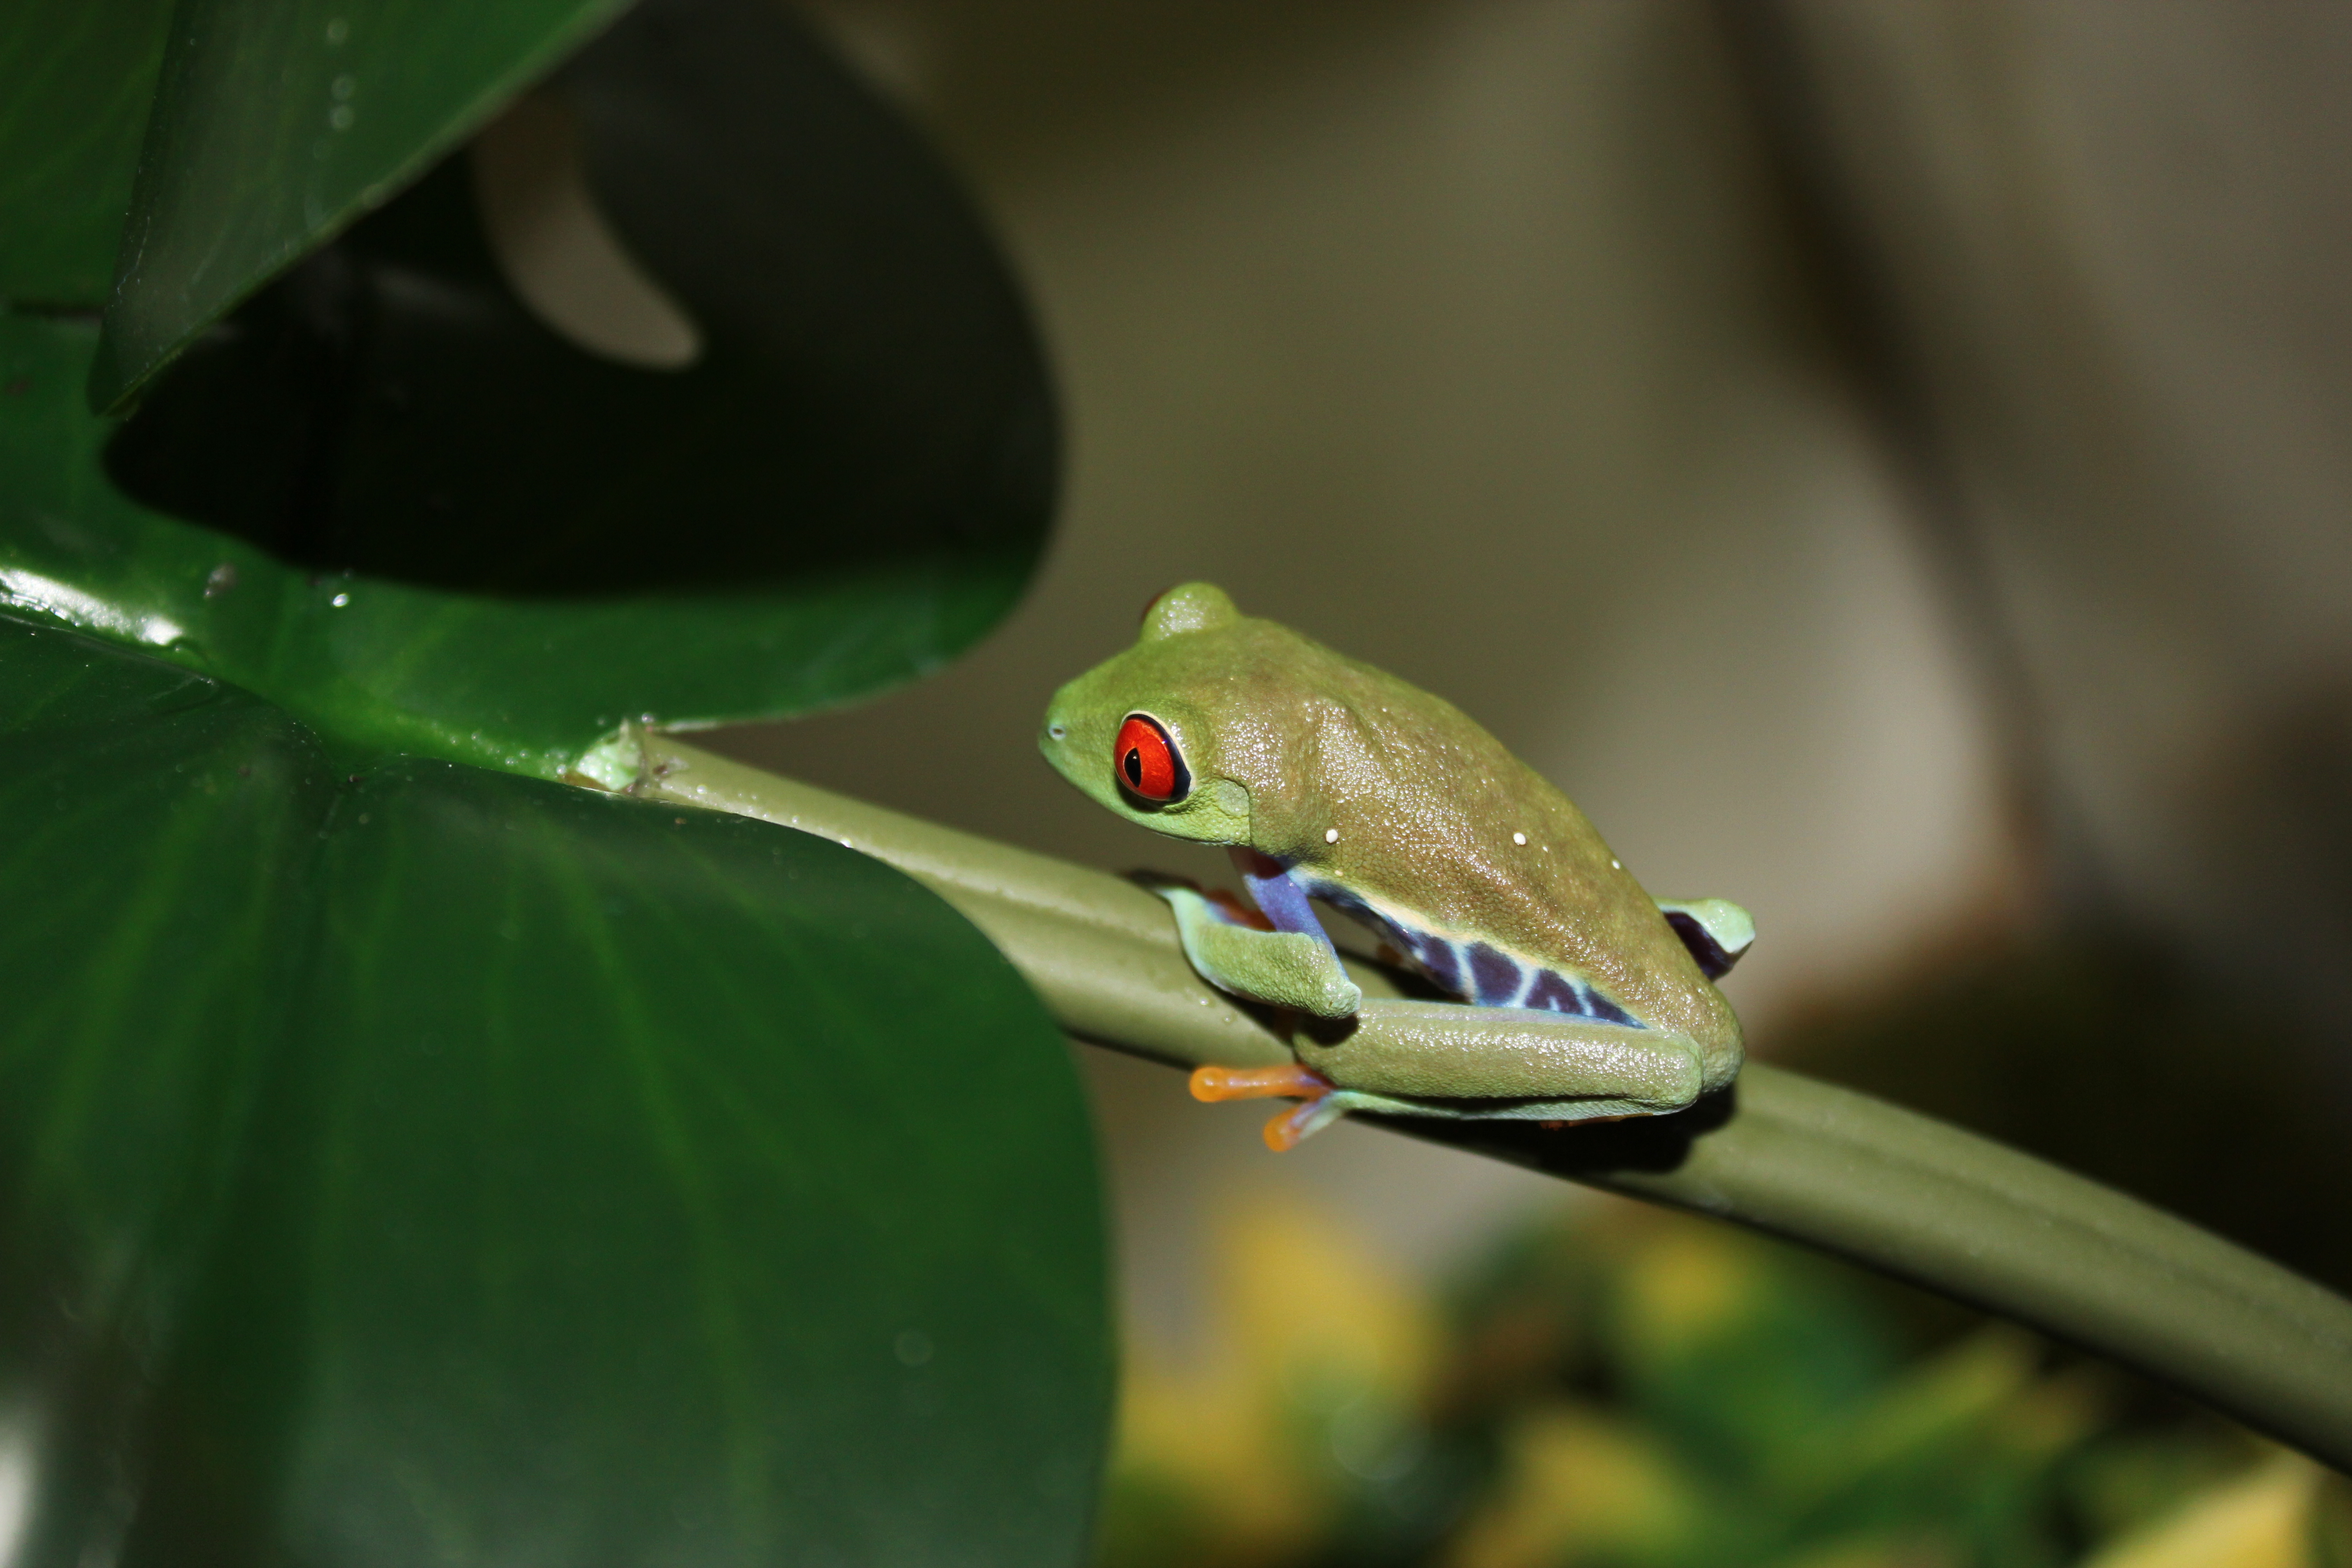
[4,0,1056,778]
[1,618,1107,1566]
[0,0,1106,1564]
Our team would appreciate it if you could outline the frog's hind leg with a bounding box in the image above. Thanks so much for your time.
[1297,1000,1710,1116]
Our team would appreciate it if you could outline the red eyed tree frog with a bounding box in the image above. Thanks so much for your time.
[1041,583,1753,1150]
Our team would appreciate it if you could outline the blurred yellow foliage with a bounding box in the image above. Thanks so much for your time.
[2079,1455,2324,1568]
[1825,1328,2101,1489]
[1615,1220,1759,1355]
[1215,1185,1438,1403]
[1768,1539,1961,1568]
[1098,1192,2295,1568]
[1446,1403,1697,1568]
[1109,1187,1437,1564]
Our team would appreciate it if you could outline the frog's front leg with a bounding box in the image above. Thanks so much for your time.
[1155,882,1362,1019]
[1193,1000,1708,1150]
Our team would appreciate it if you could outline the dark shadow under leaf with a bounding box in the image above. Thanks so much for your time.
[106,0,1055,597]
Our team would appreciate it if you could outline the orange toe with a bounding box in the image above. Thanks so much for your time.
[1262,1098,1333,1152]
[1189,1063,1333,1103]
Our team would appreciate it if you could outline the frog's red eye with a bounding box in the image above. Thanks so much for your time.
[1114,713,1187,803]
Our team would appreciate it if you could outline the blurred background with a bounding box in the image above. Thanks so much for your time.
[490,0,2352,1558]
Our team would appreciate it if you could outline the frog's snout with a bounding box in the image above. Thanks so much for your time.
[1038,711,1080,778]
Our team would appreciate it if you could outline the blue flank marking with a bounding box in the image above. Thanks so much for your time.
[1292,871,1642,1026]
[1582,990,1641,1027]
[1522,970,1581,1013]
[1243,859,1325,937]
[1416,932,1464,995]
[1467,942,1523,1005]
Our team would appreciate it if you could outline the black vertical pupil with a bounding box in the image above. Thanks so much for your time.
[1123,747,1143,786]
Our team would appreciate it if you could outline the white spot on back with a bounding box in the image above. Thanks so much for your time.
[1512,831,1527,846]
[1325,828,1339,843]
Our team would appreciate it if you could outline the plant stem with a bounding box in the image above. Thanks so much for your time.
[640,735,2352,1470]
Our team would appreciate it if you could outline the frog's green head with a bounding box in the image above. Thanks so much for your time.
[1039,582,1267,846]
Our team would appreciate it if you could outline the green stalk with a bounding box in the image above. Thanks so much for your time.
[641,735,2352,1470]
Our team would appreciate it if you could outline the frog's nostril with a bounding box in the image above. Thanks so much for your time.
[1047,721,1068,741]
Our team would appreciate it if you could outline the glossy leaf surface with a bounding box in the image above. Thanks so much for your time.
[1,0,1056,776]
[0,0,176,307]
[91,0,629,406]
[0,615,1110,1567]
[0,622,329,1568]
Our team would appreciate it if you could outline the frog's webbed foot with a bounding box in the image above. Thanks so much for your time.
[1155,883,1362,1019]
[1188,1063,1354,1151]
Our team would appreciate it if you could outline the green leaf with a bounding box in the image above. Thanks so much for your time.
[0,0,177,307]
[0,614,1111,1567]
[0,0,1057,777]
[91,0,629,407]
[0,624,328,1555]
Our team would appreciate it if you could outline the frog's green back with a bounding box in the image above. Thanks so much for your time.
[1042,584,1738,1054]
